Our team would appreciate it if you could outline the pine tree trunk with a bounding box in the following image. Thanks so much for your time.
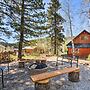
[18,0,25,68]
[54,13,57,55]
[54,34,57,54]
[18,0,24,60]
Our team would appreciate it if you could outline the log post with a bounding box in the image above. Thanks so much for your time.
[68,70,80,82]
[18,61,25,68]
[35,79,50,90]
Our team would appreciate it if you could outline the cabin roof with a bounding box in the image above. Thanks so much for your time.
[67,30,90,47]
[72,30,90,40]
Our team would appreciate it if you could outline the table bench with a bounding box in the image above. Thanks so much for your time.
[31,67,80,90]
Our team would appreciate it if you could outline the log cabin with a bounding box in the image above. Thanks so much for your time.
[67,30,90,58]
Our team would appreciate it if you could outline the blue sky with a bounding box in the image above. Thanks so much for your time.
[44,0,90,36]
[60,0,90,37]
[3,0,90,43]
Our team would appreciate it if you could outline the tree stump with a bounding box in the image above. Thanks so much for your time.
[68,70,80,82]
[18,61,25,68]
[35,79,50,90]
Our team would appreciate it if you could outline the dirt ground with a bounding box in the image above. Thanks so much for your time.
[0,57,90,90]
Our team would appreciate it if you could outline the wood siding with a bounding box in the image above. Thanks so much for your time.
[68,48,90,58]
[67,30,90,58]
[73,31,90,44]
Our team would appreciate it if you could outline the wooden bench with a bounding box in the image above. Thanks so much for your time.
[31,67,80,90]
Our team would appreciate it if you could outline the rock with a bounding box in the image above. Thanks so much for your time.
[50,86,57,90]
[60,78,65,83]
[17,87,24,90]
[83,63,89,66]
[88,78,90,81]
[56,80,63,86]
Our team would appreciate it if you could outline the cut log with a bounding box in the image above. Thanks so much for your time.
[68,70,80,82]
[35,79,50,90]
[18,61,25,68]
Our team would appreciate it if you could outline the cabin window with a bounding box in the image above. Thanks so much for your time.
[81,36,88,40]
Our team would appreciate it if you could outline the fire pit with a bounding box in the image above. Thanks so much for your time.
[28,60,48,75]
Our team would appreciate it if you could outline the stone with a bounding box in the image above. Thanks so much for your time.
[56,80,63,86]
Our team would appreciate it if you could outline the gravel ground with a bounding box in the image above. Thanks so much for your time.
[0,58,90,90]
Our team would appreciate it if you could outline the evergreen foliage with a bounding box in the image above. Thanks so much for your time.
[0,4,12,42]
[0,0,46,59]
[47,0,65,54]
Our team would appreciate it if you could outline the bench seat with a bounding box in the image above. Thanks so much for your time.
[31,67,80,82]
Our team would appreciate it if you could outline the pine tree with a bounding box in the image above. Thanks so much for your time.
[0,4,12,42]
[47,0,65,55]
[0,0,46,59]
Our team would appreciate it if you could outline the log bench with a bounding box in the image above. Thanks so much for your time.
[31,67,80,90]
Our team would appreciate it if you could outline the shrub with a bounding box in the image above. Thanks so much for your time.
[86,54,90,61]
